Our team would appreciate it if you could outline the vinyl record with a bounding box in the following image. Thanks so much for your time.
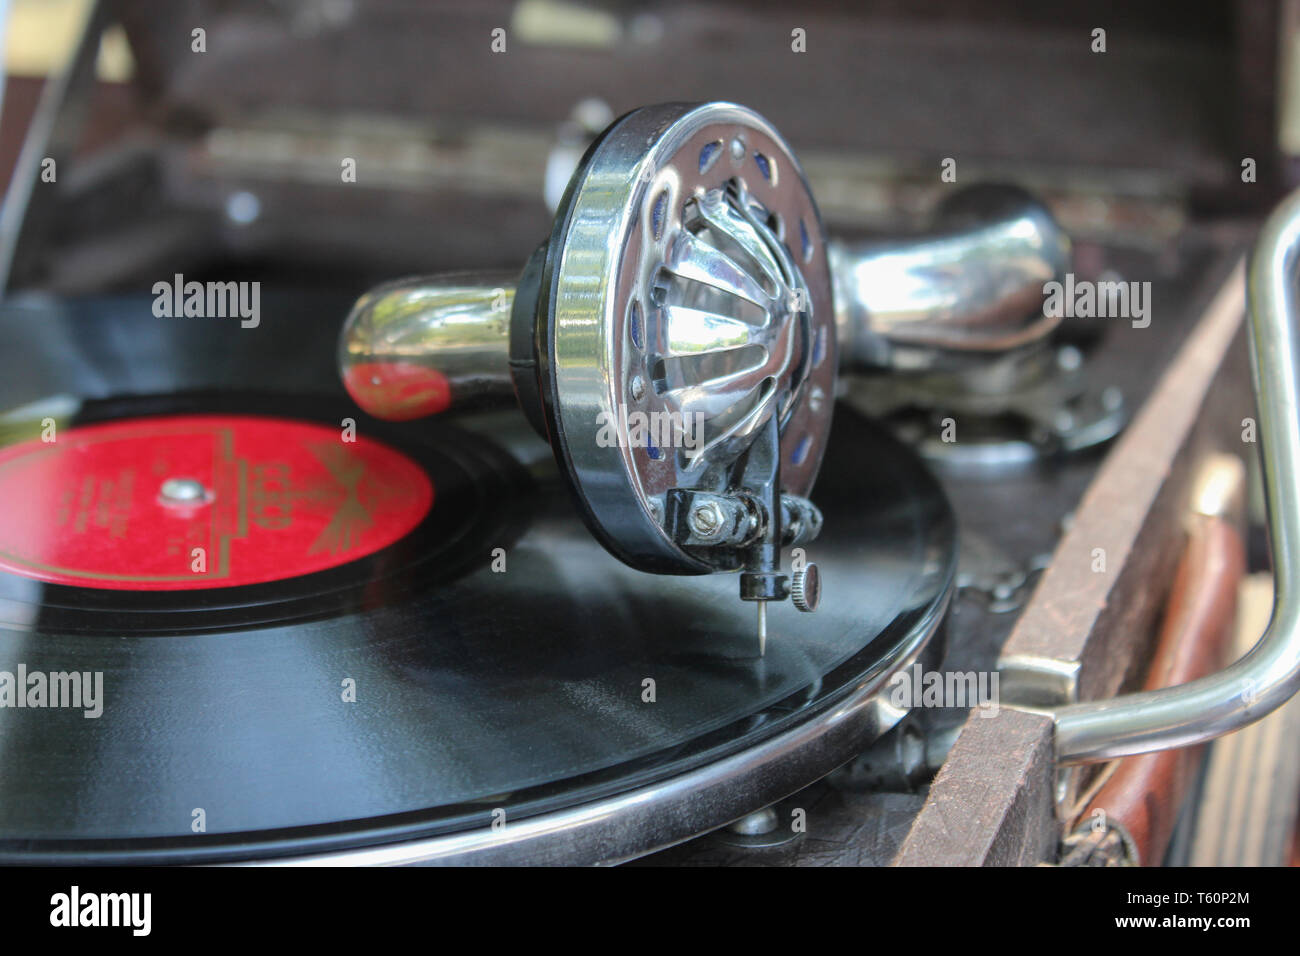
[0,392,532,633]
[0,294,956,864]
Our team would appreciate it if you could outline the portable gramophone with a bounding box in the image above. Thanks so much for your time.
[0,1,1298,869]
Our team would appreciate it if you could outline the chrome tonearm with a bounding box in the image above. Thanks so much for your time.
[337,102,1069,650]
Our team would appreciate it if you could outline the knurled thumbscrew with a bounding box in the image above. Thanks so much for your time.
[791,563,820,612]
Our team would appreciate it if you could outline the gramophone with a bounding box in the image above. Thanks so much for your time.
[338,101,1069,650]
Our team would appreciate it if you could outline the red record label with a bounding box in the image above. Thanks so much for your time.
[0,415,433,590]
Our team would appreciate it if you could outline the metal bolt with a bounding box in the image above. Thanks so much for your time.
[690,501,724,537]
[629,375,646,402]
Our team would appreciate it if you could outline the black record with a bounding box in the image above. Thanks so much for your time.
[0,293,956,864]
[0,391,533,634]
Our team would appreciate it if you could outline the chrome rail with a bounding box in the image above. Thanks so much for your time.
[1053,189,1300,764]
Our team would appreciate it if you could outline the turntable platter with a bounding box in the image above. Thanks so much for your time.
[0,294,955,864]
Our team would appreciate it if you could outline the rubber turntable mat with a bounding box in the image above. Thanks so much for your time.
[0,295,954,861]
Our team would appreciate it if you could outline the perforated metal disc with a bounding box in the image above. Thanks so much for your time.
[536,103,836,574]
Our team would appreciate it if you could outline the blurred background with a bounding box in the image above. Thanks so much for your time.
[0,0,1285,298]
